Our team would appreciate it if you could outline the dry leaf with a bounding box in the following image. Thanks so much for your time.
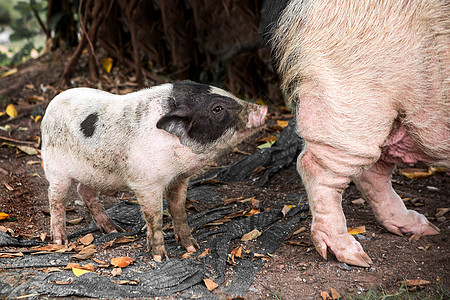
[244,208,260,217]
[3,182,14,191]
[72,268,91,277]
[111,256,135,268]
[1,68,18,78]
[320,291,331,300]
[71,245,97,260]
[351,198,365,206]
[241,229,262,241]
[52,279,74,285]
[44,267,62,273]
[5,104,18,119]
[276,120,289,128]
[101,57,114,73]
[436,208,450,218]
[32,244,67,252]
[203,278,218,291]
[281,205,294,217]
[399,168,431,179]
[111,267,122,276]
[404,279,431,286]
[0,212,10,220]
[230,245,243,258]
[347,226,366,235]
[40,232,47,242]
[182,251,195,259]
[67,217,84,225]
[0,252,24,258]
[16,145,38,155]
[330,287,341,299]
[92,258,107,265]
[79,233,94,246]
[198,248,211,258]
[258,135,278,143]
[64,263,81,270]
[293,227,306,235]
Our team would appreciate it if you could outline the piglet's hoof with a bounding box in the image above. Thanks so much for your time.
[312,230,373,268]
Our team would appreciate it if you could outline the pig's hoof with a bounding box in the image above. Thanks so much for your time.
[381,210,440,237]
[312,231,372,267]
[185,245,196,253]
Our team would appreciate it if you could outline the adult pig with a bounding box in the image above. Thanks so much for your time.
[41,80,267,261]
[264,0,449,266]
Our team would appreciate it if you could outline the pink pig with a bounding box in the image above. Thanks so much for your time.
[265,0,448,266]
[41,80,267,261]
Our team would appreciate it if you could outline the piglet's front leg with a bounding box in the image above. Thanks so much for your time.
[134,188,167,262]
[166,177,198,253]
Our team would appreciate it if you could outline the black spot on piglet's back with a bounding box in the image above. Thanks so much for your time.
[80,113,98,137]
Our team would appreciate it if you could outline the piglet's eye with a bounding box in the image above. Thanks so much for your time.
[212,105,224,114]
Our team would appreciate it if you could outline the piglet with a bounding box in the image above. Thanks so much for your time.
[41,80,267,261]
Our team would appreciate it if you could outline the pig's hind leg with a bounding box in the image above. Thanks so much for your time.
[77,183,123,233]
[353,160,439,237]
[48,177,72,245]
[165,177,198,253]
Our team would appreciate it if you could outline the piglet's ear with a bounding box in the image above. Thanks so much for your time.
[156,105,193,138]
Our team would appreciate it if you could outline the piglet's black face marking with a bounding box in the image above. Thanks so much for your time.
[157,80,245,145]
[80,113,99,137]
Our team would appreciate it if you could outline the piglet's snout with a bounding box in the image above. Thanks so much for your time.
[246,105,267,129]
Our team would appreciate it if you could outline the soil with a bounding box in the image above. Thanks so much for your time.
[0,53,449,299]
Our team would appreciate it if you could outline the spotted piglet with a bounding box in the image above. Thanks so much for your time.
[41,80,267,261]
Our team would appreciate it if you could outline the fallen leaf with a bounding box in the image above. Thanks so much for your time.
[258,135,278,143]
[32,244,67,252]
[67,217,84,225]
[347,226,366,235]
[72,268,91,277]
[285,241,312,247]
[111,256,135,268]
[399,168,431,179]
[198,248,211,258]
[276,120,289,128]
[281,205,294,217]
[111,267,122,276]
[244,208,260,217]
[5,104,18,119]
[257,141,275,149]
[0,252,24,258]
[115,279,139,285]
[241,229,262,241]
[79,233,94,246]
[320,291,331,300]
[3,182,14,191]
[182,251,195,259]
[40,232,47,242]
[101,57,114,73]
[52,279,74,285]
[0,212,10,220]
[203,278,218,291]
[64,263,81,270]
[230,245,243,258]
[253,253,271,261]
[404,279,431,286]
[1,68,17,78]
[71,245,97,260]
[436,208,450,218]
[330,287,341,299]
[351,198,365,206]
[44,267,62,273]
[16,145,38,155]
[292,227,306,235]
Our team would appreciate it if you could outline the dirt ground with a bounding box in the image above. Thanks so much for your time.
[0,53,449,299]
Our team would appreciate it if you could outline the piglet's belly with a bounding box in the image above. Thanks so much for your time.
[64,158,128,192]
[380,125,431,165]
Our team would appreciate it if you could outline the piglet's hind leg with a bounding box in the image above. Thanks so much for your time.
[77,183,123,233]
[353,160,439,237]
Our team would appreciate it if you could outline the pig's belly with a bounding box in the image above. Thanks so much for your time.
[67,159,128,192]
[380,124,431,165]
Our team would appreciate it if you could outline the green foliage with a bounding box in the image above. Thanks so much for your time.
[0,0,47,66]
[0,0,14,24]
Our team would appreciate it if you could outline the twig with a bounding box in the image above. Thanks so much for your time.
[0,136,36,144]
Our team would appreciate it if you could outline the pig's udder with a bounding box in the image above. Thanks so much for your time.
[380,125,431,165]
